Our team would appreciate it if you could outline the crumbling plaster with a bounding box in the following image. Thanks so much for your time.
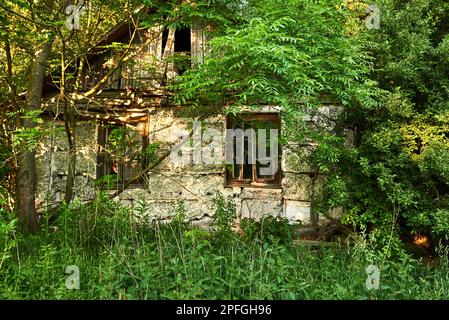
[36,107,319,225]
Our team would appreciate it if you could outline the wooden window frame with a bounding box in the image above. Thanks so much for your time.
[225,113,281,188]
[96,119,149,188]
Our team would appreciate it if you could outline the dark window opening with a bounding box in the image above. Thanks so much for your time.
[161,28,191,55]
[226,113,281,188]
[161,27,192,75]
[174,28,191,52]
[174,28,191,75]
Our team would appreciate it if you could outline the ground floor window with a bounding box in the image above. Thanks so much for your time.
[225,113,281,188]
[96,120,149,186]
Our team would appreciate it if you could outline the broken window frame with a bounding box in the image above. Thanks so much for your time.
[162,26,192,76]
[79,22,209,91]
[225,113,281,188]
[96,118,149,188]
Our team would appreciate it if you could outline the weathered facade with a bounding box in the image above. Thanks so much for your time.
[36,16,337,227]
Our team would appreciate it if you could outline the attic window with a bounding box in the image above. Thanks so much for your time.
[174,28,191,53]
[174,28,192,75]
[161,27,192,75]
[161,27,192,54]
[225,113,281,188]
[96,121,149,188]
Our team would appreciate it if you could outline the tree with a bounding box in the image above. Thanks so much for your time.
[171,0,449,250]
[171,0,381,229]
[1,0,58,232]
[315,0,449,251]
[16,38,54,232]
[0,0,142,230]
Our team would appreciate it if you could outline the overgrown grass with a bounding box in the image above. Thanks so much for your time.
[1,193,449,300]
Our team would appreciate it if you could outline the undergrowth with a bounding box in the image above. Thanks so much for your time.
[0,193,449,300]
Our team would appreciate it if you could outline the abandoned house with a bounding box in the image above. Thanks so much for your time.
[36,14,341,228]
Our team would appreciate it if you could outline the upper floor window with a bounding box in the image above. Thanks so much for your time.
[162,27,192,75]
[78,22,210,92]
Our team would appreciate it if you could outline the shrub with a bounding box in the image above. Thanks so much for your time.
[240,216,292,245]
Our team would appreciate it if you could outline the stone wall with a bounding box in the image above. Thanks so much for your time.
[36,107,321,225]
[36,120,98,210]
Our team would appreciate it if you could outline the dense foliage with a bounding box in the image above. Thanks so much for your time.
[316,0,449,250]
[1,0,449,300]
[170,0,449,251]
[1,196,449,299]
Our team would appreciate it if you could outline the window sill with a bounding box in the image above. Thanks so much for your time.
[225,181,282,189]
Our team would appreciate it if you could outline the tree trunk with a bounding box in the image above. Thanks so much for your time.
[16,39,53,232]
[2,30,18,211]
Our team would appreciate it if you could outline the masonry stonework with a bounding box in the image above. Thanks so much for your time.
[36,108,317,225]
